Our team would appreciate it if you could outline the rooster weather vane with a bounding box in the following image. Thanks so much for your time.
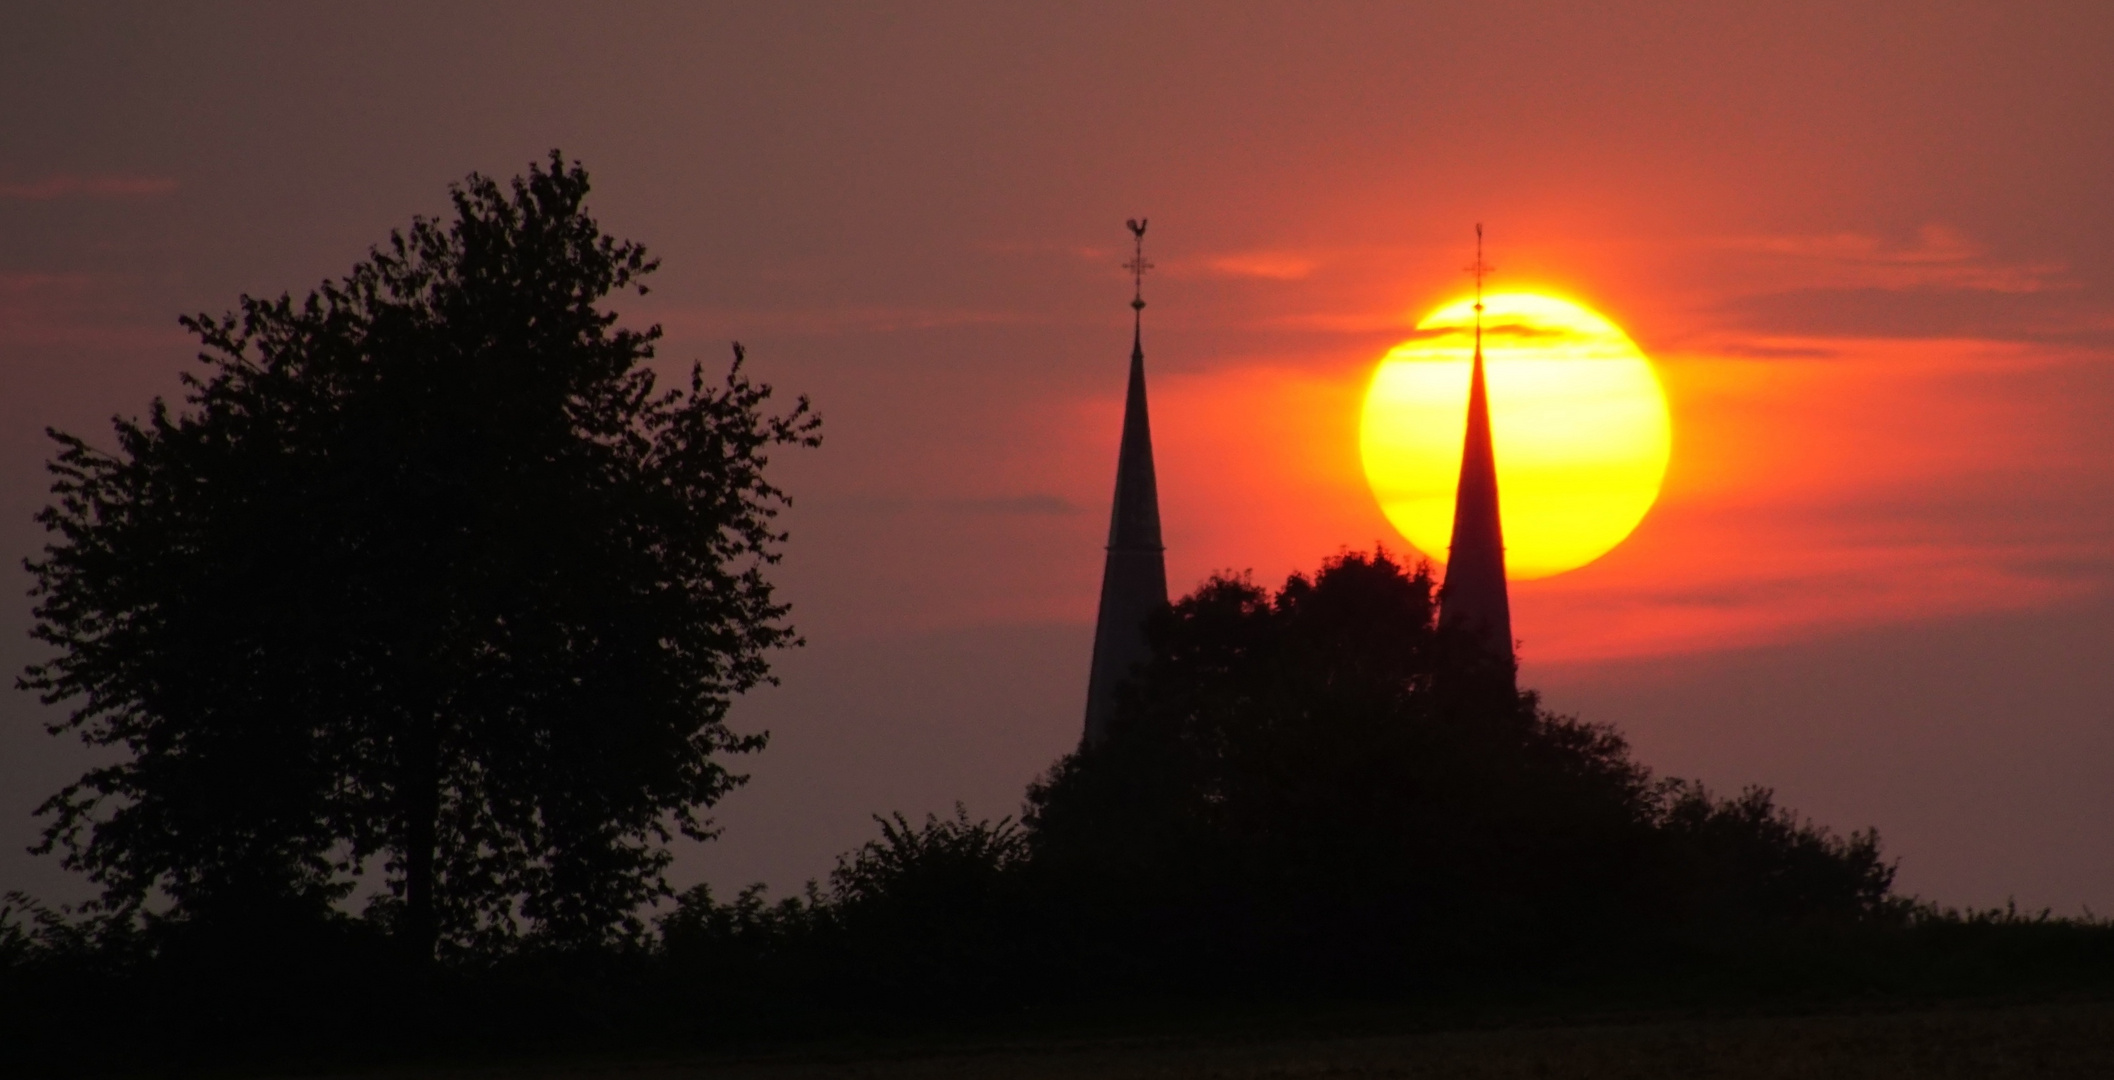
[1124,218,1152,312]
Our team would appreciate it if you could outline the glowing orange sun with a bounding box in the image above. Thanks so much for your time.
[1359,292,1671,579]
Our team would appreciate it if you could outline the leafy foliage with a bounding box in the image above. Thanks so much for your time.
[649,551,1904,1007]
[0,535,2079,1064]
[659,807,1030,1008]
[826,806,1032,998]
[1654,780,1901,932]
[19,152,819,955]
[1023,550,1898,987]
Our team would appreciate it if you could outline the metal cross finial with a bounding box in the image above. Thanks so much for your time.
[1465,222,1495,356]
[1124,218,1153,312]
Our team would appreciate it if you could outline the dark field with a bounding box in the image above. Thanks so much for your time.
[354,999,2114,1080]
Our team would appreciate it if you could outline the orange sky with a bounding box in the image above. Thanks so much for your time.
[4,1,2113,913]
[734,225,2108,662]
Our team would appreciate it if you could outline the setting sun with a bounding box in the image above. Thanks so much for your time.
[1360,292,1671,579]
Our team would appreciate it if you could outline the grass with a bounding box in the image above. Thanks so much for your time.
[331,996,2114,1080]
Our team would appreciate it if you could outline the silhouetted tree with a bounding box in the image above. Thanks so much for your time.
[1654,781,1900,931]
[1025,549,1892,987]
[826,806,1032,998]
[20,152,820,960]
[654,807,1031,1017]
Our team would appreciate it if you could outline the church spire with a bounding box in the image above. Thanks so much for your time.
[1082,219,1170,746]
[1439,224,1516,683]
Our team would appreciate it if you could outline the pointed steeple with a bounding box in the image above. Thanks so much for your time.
[1083,219,1170,746]
[1439,224,1515,681]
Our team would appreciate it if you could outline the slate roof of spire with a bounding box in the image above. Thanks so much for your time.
[1439,225,1516,685]
[1082,220,1170,747]
[1440,346,1515,671]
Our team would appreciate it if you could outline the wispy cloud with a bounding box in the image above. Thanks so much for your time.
[1261,311,1416,334]
[1520,532,2099,664]
[1114,333,2114,665]
[1702,340,1843,360]
[0,271,94,295]
[1713,225,2067,294]
[1195,252,1319,281]
[937,493,1083,516]
[0,272,181,351]
[0,175,178,201]
[831,493,1083,517]
[1035,242,1326,283]
[1508,335,2113,661]
[646,304,1041,338]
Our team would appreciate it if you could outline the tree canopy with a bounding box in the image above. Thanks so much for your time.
[20,153,819,957]
[1023,550,1899,986]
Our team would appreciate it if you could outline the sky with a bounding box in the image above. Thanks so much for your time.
[4,1,2113,913]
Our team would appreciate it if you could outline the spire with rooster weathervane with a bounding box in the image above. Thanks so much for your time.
[1081,218,1170,746]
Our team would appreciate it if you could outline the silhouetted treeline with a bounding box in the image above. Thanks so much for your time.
[649,551,1907,1012]
[6,555,2114,1070]
[1027,551,1896,987]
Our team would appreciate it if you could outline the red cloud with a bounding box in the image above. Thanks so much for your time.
[0,175,177,200]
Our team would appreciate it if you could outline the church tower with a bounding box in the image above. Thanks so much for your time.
[1439,225,1516,685]
[1082,219,1170,747]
